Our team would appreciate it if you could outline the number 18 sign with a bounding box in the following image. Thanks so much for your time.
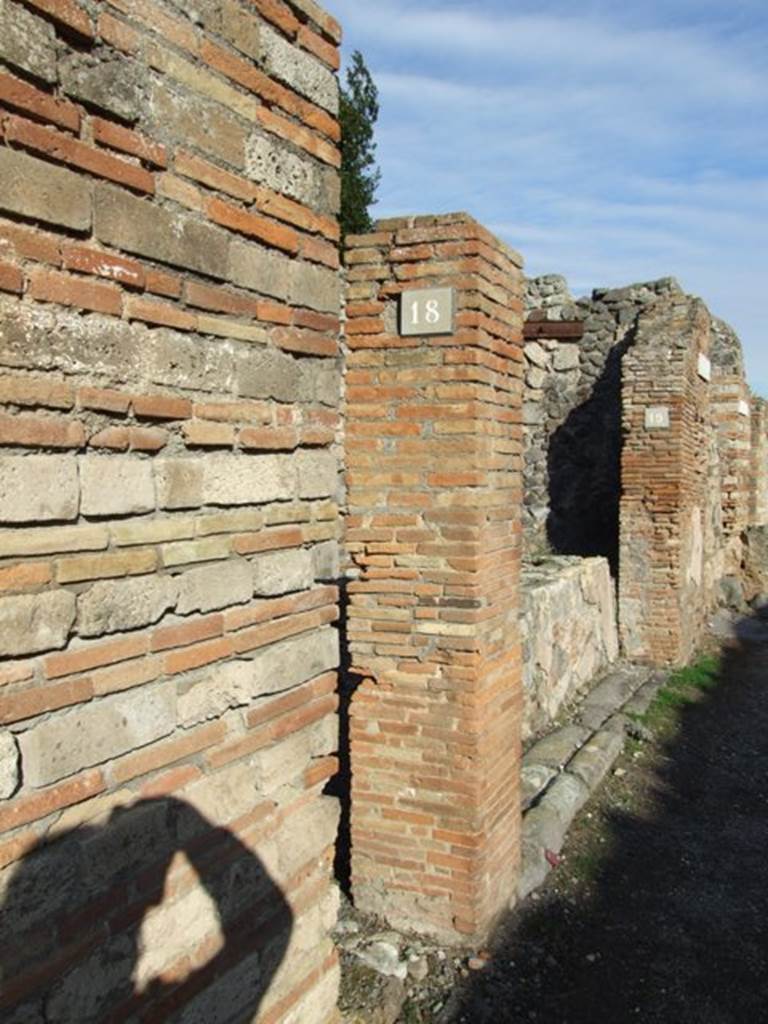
[400,287,455,337]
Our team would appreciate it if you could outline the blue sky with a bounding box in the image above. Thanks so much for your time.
[330,0,768,395]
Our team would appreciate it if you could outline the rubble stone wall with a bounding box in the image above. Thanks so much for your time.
[0,2,344,1021]
[344,214,525,943]
[521,556,618,741]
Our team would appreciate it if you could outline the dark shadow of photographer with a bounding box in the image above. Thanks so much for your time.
[0,796,292,1023]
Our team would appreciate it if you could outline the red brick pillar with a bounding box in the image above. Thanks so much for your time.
[344,214,524,942]
[619,298,711,665]
[751,399,768,527]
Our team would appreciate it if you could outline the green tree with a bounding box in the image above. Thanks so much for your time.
[339,50,381,245]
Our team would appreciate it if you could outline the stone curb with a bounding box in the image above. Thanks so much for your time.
[516,664,666,904]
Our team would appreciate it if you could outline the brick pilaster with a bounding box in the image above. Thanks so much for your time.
[344,214,524,942]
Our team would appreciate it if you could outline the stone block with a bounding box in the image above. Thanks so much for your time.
[246,133,324,210]
[277,796,339,876]
[0,589,76,657]
[185,760,262,827]
[524,724,590,770]
[567,729,624,791]
[19,684,176,787]
[242,627,339,695]
[311,539,339,581]
[251,729,312,792]
[0,0,56,83]
[201,453,296,506]
[147,79,247,170]
[553,344,579,371]
[228,239,291,299]
[94,184,230,279]
[79,456,155,517]
[178,660,256,726]
[295,450,337,499]
[206,0,261,60]
[60,54,142,121]
[77,575,177,637]
[290,261,340,315]
[134,884,223,989]
[0,455,79,523]
[0,148,91,232]
[155,459,205,510]
[0,729,19,799]
[260,25,338,113]
[252,548,314,596]
[176,559,253,614]
[305,359,342,407]
[235,346,308,404]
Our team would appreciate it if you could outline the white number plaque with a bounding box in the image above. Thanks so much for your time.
[400,288,455,337]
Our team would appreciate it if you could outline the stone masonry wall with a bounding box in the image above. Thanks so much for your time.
[751,399,768,528]
[521,556,618,741]
[0,2,343,1021]
[523,275,683,567]
[344,214,524,943]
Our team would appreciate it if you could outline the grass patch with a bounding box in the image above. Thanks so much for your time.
[644,654,720,729]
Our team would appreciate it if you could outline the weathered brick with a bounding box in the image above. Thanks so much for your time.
[0,675,92,725]
[182,420,236,448]
[28,267,123,317]
[55,548,157,584]
[111,516,196,547]
[79,456,155,516]
[0,589,75,657]
[0,148,91,231]
[0,0,57,83]
[92,118,167,168]
[5,115,155,196]
[0,768,104,833]
[0,375,74,410]
[160,536,231,567]
[0,561,52,593]
[252,547,314,596]
[24,0,93,38]
[0,455,79,523]
[0,70,80,131]
[94,183,230,279]
[0,523,107,558]
[176,560,253,614]
[19,684,177,787]
[77,575,177,637]
[61,244,145,289]
[0,412,84,448]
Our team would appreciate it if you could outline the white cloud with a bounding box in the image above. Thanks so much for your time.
[335,0,768,394]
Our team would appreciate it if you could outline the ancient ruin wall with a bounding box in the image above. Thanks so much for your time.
[619,297,713,665]
[344,214,525,943]
[751,399,768,528]
[523,275,683,568]
[521,556,618,740]
[0,2,343,1021]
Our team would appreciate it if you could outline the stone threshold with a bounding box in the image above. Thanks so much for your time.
[518,662,667,902]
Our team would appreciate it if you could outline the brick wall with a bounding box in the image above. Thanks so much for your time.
[0,2,343,1021]
[344,214,525,942]
[619,296,712,665]
[750,399,768,528]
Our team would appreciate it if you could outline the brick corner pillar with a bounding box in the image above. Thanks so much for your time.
[343,213,525,943]
[750,397,768,527]
[619,296,712,666]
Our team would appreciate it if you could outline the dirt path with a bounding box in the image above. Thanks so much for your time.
[447,625,768,1024]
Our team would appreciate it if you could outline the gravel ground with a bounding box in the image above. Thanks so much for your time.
[339,617,768,1023]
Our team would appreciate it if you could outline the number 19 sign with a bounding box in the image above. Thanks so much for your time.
[400,287,455,337]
